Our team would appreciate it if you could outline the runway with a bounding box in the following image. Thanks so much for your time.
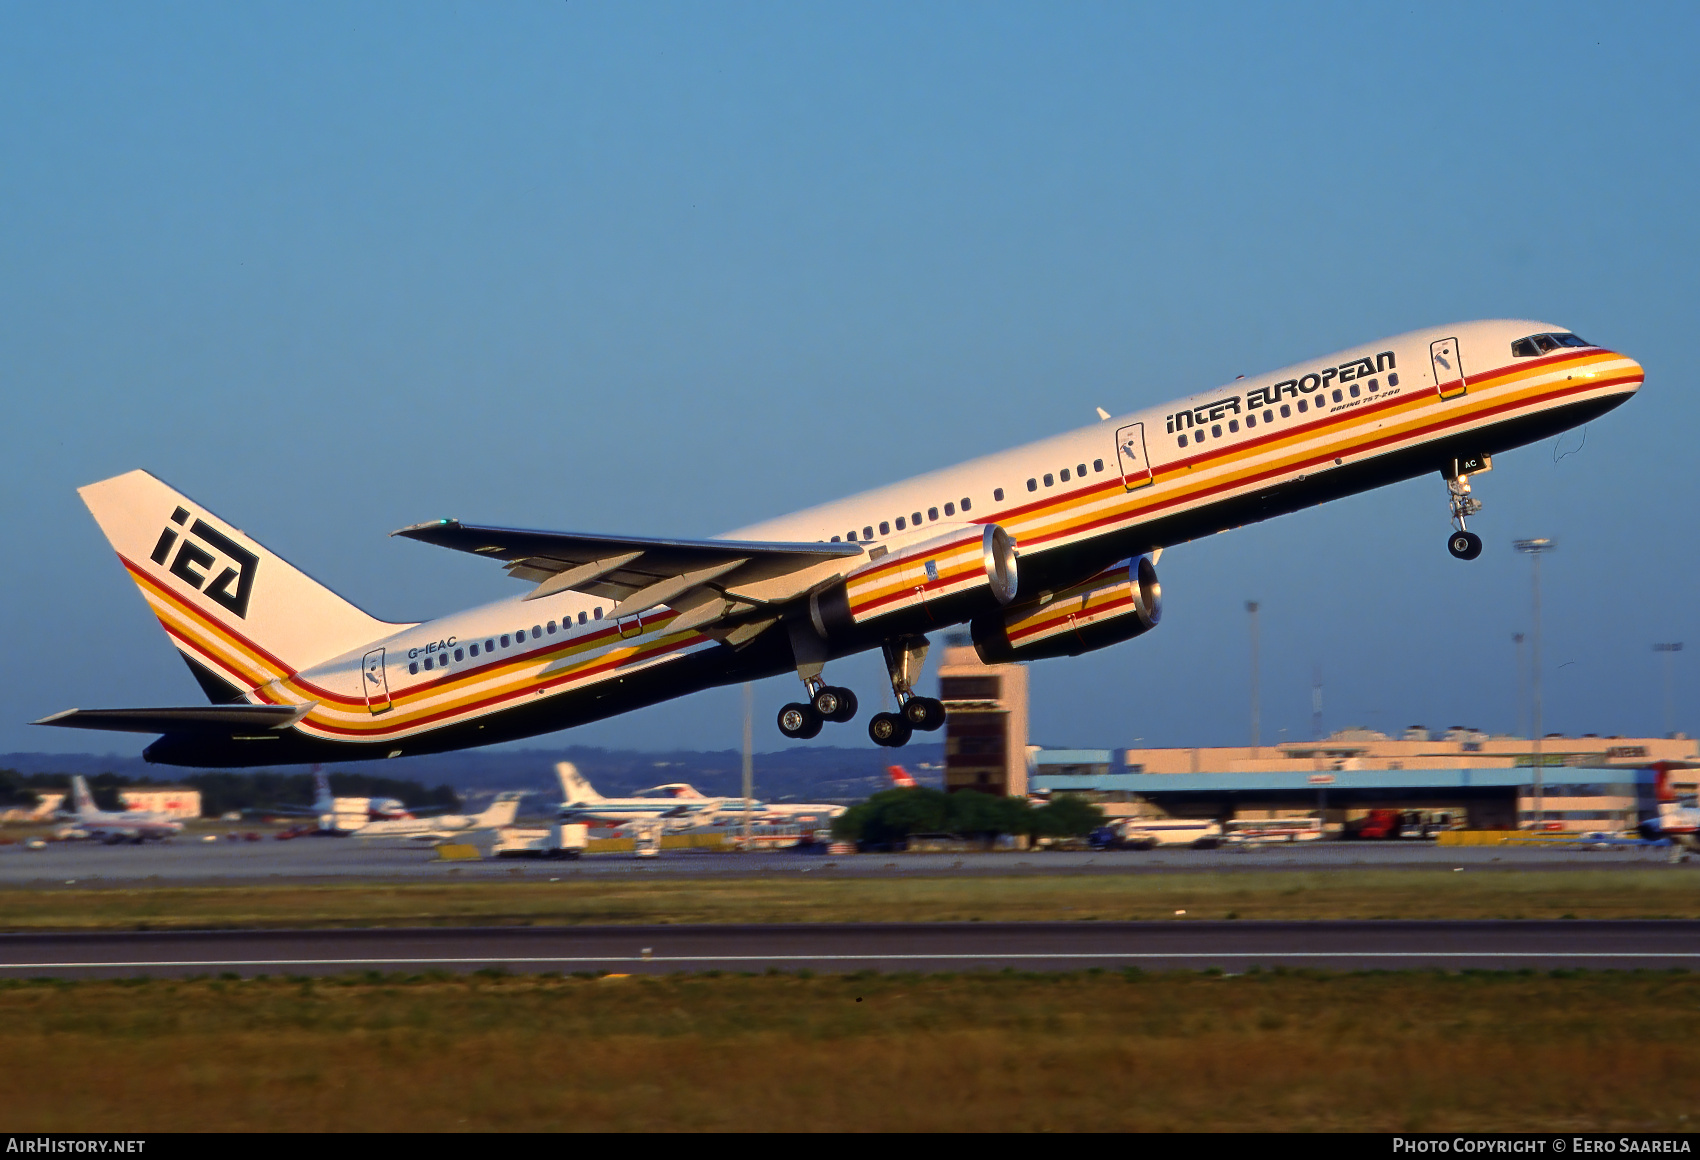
[3,920,1697,977]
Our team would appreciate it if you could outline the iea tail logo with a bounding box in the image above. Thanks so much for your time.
[148,506,259,619]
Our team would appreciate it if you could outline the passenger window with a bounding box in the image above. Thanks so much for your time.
[927,507,938,521]
[1388,373,1399,387]
[1077,463,1086,476]
[1366,379,1378,391]
[1297,399,1308,413]
[485,639,494,650]
[1177,434,1188,447]
[547,621,557,634]
[1280,404,1290,418]
[1245,415,1255,428]
[1059,469,1070,482]
[1093,460,1103,472]
[831,535,841,542]
[863,526,874,540]
[532,625,542,637]
[515,629,525,642]
[879,522,890,536]
[470,643,479,657]
[1332,388,1343,403]
[501,635,510,647]
[454,648,464,662]
[423,656,433,670]
[944,503,954,517]
[962,497,973,510]
[990,490,1000,503]
[593,608,602,620]
[578,612,587,625]
[1349,384,1360,398]
[1211,425,1222,438]
[1026,479,1037,492]
[1263,409,1273,423]
[409,662,419,675]
[1194,427,1206,442]
[1043,473,1054,487]
[895,517,906,530]
[911,512,921,525]
[1229,419,1240,433]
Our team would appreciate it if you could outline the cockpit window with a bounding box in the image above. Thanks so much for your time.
[1513,332,1594,358]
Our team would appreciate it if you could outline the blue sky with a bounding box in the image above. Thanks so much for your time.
[3,1,1697,759]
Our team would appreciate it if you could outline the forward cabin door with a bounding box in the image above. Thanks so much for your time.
[1115,423,1155,490]
[1431,337,1467,399]
[361,647,392,714]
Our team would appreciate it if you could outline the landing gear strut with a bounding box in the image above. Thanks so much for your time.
[869,635,945,748]
[1444,457,1489,561]
[776,619,859,740]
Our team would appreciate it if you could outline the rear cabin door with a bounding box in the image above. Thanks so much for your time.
[1114,423,1155,490]
[361,647,392,715]
[1431,337,1467,399]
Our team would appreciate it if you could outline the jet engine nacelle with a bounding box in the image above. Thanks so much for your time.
[809,524,1019,644]
[969,556,1161,664]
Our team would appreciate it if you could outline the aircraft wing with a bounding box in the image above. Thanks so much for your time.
[392,520,864,636]
[33,704,313,735]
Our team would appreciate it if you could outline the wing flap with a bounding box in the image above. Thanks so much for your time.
[34,704,313,735]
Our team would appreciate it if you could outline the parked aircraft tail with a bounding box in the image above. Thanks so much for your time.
[556,762,601,802]
[77,470,406,700]
[887,765,918,789]
[70,775,98,817]
[475,792,525,829]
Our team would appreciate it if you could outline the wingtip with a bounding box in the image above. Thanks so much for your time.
[391,519,461,539]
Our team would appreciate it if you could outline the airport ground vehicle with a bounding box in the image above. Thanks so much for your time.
[1091,818,1223,850]
[492,822,589,859]
[1345,809,1458,840]
[1223,818,1323,844]
[40,322,1641,765]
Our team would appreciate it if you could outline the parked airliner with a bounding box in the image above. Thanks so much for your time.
[37,321,1640,767]
[61,776,184,843]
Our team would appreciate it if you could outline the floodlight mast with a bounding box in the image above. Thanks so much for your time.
[1514,539,1555,829]
[1655,643,1684,738]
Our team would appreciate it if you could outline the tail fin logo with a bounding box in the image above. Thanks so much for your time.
[148,506,259,619]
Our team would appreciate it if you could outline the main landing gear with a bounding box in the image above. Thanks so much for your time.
[772,624,945,747]
[867,635,945,749]
[1444,456,1489,561]
[776,683,859,741]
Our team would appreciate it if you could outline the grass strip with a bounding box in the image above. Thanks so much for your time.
[0,968,1694,1131]
[2,868,1699,931]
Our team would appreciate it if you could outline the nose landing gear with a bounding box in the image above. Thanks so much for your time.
[1444,456,1489,561]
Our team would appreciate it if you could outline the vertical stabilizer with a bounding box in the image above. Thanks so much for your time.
[556,762,601,802]
[475,792,524,829]
[70,776,97,818]
[78,470,407,698]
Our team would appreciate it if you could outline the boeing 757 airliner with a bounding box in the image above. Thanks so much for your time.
[36,320,1641,767]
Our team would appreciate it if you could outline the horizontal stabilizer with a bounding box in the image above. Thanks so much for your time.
[33,704,313,735]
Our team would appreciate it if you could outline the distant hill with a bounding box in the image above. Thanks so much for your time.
[0,745,945,806]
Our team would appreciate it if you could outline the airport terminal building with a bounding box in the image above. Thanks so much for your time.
[1029,729,1697,833]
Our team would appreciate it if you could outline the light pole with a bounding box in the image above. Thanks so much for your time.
[1246,601,1260,757]
[1514,539,1555,828]
[741,682,754,851]
[1512,633,1526,740]
[1655,643,1684,737]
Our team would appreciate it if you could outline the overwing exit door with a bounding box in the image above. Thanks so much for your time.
[1114,423,1154,490]
[362,648,392,715]
[1431,338,1467,399]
